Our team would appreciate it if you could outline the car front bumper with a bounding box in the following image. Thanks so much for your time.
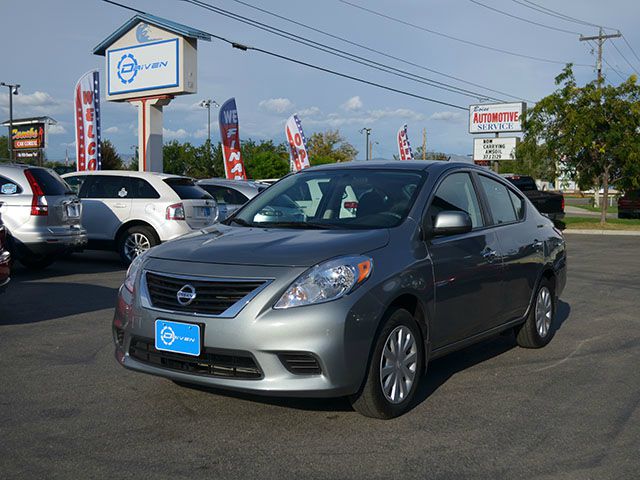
[112,259,385,397]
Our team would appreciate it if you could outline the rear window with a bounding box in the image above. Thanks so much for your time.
[164,178,212,200]
[26,168,72,196]
[506,176,537,191]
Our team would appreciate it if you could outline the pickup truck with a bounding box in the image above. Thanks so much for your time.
[504,175,565,221]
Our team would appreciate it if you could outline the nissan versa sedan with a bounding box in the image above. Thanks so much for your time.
[113,161,567,419]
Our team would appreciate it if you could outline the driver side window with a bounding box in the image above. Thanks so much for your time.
[427,172,484,229]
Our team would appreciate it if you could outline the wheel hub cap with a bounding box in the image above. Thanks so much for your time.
[535,286,553,338]
[124,233,151,261]
[380,326,418,404]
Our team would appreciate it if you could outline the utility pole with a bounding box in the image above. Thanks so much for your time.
[359,127,371,160]
[370,140,379,159]
[1,82,20,161]
[579,28,621,85]
[422,128,426,160]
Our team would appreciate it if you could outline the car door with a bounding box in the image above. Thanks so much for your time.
[426,171,504,349]
[129,177,162,224]
[477,174,542,323]
[79,175,132,240]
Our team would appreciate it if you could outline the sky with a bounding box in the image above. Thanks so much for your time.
[1,0,639,161]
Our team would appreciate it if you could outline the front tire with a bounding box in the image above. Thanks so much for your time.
[516,277,556,348]
[350,308,424,419]
[117,225,158,265]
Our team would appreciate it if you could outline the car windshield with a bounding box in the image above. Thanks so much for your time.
[226,168,426,229]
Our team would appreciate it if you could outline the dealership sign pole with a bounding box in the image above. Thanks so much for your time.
[93,16,211,172]
[219,98,246,180]
[469,102,525,170]
[74,70,102,171]
[285,114,310,172]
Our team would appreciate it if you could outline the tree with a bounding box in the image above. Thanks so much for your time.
[0,135,8,160]
[307,129,358,165]
[100,140,123,170]
[242,139,289,179]
[395,146,450,161]
[520,66,640,224]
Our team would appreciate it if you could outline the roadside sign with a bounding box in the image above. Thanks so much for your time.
[469,102,525,134]
[473,137,518,161]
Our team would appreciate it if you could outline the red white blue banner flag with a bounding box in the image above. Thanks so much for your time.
[285,114,311,172]
[397,124,413,161]
[219,98,247,180]
[74,70,102,171]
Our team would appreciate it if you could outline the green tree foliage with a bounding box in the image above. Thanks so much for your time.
[242,139,289,179]
[0,135,9,160]
[307,129,358,165]
[520,65,640,224]
[100,139,123,170]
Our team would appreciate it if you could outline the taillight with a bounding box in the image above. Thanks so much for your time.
[561,196,565,212]
[166,203,185,220]
[0,226,5,249]
[24,170,48,216]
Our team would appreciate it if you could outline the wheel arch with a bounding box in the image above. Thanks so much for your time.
[383,293,431,364]
[114,219,160,244]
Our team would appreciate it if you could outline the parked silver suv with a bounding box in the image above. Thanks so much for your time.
[62,171,218,263]
[0,164,87,269]
[197,178,267,220]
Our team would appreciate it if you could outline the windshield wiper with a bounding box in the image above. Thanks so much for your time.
[229,218,254,227]
[256,221,340,230]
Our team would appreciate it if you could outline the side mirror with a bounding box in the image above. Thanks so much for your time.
[430,211,472,237]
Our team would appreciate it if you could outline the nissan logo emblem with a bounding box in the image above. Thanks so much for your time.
[176,284,197,306]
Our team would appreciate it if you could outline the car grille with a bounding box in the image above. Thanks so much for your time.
[129,337,262,379]
[145,271,266,316]
[278,353,322,375]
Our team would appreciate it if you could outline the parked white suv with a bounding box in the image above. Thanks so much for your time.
[62,171,217,263]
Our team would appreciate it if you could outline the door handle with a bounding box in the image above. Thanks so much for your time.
[482,248,498,262]
[112,203,127,208]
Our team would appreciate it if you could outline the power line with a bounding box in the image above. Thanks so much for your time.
[180,0,504,101]
[585,39,626,82]
[512,0,618,31]
[338,0,592,67]
[468,0,581,35]
[621,35,640,68]
[610,40,639,76]
[100,0,467,110]
[223,0,529,101]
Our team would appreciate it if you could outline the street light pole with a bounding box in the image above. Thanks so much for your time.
[1,82,20,161]
[359,127,371,161]
[200,99,219,165]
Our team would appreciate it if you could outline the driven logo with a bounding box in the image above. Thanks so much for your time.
[117,53,138,84]
[176,284,197,306]
[159,325,176,346]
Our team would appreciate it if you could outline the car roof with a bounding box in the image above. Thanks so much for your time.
[304,160,479,175]
[61,170,184,180]
[198,178,265,187]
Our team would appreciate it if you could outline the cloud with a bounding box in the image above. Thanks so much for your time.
[258,98,294,114]
[163,127,189,140]
[0,90,67,115]
[429,111,463,122]
[341,96,363,111]
[368,108,424,121]
[297,106,321,117]
[48,124,66,135]
[304,107,425,128]
[104,126,119,134]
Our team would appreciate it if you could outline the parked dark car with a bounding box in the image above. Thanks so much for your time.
[504,175,565,221]
[113,161,567,419]
[618,189,640,218]
[0,207,10,293]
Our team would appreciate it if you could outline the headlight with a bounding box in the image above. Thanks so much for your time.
[274,255,373,309]
[124,251,148,293]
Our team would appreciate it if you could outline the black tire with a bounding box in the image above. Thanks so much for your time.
[116,225,159,265]
[618,212,628,219]
[515,277,556,349]
[19,254,57,270]
[350,308,425,419]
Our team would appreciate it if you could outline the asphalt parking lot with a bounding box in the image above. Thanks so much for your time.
[1,235,639,479]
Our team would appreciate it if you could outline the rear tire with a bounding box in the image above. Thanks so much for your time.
[350,308,424,419]
[117,225,158,265]
[515,277,556,349]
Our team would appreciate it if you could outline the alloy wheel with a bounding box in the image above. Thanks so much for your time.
[124,233,151,261]
[379,325,418,404]
[535,286,553,338]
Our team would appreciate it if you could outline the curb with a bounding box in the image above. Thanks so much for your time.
[563,229,640,236]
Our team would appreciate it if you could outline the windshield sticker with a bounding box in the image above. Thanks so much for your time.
[1,183,17,195]
[118,188,128,198]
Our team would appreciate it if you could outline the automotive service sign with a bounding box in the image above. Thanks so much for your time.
[107,38,179,96]
[74,70,102,171]
[11,123,45,150]
[396,124,413,160]
[469,102,525,134]
[473,137,518,161]
[219,98,247,180]
[285,114,310,172]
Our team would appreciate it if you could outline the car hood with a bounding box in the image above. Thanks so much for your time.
[149,224,390,267]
